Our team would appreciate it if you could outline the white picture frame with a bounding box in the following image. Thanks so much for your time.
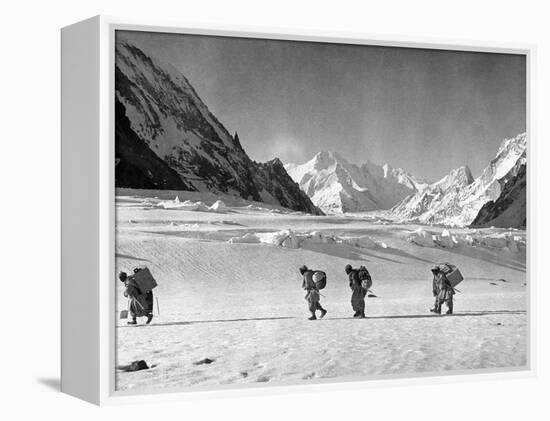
[61,15,535,405]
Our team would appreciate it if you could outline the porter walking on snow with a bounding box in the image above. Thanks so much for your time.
[300,265,327,320]
[345,264,371,318]
[430,266,455,315]
[119,271,154,325]
[133,267,155,321]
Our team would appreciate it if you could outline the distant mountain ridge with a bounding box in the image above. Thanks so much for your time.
[284,151,426,213]
[284,132,526,227]
[390,132,527,226]
[115,38,322,215]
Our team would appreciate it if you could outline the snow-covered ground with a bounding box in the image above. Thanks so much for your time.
[115,188,527,393]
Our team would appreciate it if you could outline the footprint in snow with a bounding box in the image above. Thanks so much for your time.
[256,375,270,383]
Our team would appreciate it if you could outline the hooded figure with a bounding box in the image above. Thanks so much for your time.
[346,264,367,318]
[300,265,327,320]
[430,266,455,315]
[119,271,153,325]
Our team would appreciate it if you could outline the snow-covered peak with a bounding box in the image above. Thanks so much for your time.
[496,132,527,159]
[285,151,348,187]
[285,152,420,213]
[309,151,349,170]
[382,163,428,191]
[312,151,338,170]
[434,165,474,191]
[482,132,527,183]
[116,38,239,154]
[267,157,284,167]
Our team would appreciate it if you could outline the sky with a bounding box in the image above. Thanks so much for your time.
[119,31,526,182]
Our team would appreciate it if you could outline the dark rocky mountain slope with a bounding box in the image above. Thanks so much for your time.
[471,164,526,228]
[115,37,322,215]
[115,99,194,191]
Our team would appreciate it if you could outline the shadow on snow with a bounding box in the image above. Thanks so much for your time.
[118,310,526,329]
[115,253,151,263]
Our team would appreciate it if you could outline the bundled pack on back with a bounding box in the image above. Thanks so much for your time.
[133,267,158,292]
[358,265,373,290]
[438,262,464,287]
[313,271,327,290]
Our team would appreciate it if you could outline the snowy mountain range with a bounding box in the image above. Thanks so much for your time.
[115,38,322,215]
[114,38,526,225]
[390,132,527,226]
[284,151,426,213]
[285,133,526,227]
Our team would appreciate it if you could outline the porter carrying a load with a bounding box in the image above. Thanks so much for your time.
[430,262,463,315]
[436,262,464,288]
[345,264,372,319]
[119,266,158,325]
[358,265,373,291]
[299,265,328,320]
[312,270,327,290]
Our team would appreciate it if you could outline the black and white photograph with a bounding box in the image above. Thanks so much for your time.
[114,30,527,393]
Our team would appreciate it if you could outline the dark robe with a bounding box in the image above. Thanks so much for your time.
[349,269,367,312]
[124,276,153,318]
[302,270,322,312]
[433,272,455,301]
[432,272,454,313]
